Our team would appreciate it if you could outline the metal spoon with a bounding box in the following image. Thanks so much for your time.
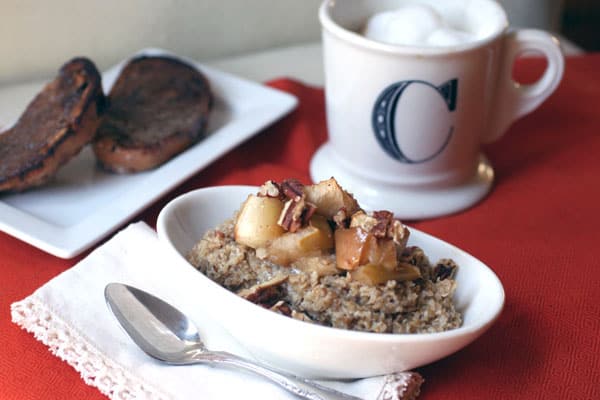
[104,283,362,400]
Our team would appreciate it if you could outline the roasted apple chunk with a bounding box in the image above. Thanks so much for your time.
[335,227,399,270]
[234,194,285,249]
[335,222,421,284]
[350,263,421,285]
[334,227,370,271]
[304,177,360,219]
[363,236,398,270]
[257,215,334,266]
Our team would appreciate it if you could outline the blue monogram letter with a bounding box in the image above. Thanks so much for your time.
[372,79,458,164]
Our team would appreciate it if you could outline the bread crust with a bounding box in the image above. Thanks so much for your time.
[92,56,213,173]
[0,58,105,192]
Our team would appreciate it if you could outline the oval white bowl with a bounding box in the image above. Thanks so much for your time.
[156,185,505,379]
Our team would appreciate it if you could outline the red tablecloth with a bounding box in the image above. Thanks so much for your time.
[2,54,599,399]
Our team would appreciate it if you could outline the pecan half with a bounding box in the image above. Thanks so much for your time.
[350,210,409,247]
[291,310,314,322]
[270,300,292,316]
[332,208,350,229]
[237,275,288,306]
[377,371,424,400]
[280,178,305,200]
[371,210,394,238]
[278,197,317,233]
[258,180,282,198]
[433,259,458,281]
[389,220,410,250]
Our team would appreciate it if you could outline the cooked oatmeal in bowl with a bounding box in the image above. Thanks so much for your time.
[156,180,505,378]
[188,178,462,334]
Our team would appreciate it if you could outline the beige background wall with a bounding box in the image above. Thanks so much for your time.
[0,0,323,85]
[0,0,563,86]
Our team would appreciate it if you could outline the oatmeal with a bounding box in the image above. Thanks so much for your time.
[188,178,462,334]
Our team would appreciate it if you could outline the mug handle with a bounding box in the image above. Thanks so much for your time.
[483,29,565,144]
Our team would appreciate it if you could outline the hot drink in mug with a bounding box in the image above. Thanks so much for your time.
[310,0,564,219]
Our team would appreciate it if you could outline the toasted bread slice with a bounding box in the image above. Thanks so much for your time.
[92,56,213,173]
[0,58,105,192]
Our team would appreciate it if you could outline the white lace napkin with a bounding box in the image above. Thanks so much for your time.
[11,222,422,400]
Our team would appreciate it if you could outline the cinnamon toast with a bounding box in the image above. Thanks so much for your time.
[0,58,105,192]
[92,56,213,173]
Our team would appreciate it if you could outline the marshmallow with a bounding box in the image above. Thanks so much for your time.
[364,5,444,46]
[362,1,504,48]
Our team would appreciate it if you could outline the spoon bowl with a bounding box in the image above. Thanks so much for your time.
[104,282,205,364]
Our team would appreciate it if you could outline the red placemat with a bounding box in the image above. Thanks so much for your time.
[2,54,600,399]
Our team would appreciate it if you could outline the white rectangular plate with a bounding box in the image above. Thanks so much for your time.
[0,48,297,258]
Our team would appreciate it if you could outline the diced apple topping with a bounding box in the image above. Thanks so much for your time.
[336,209,418,284]
[258,215,334,266]
[234,178,418,285]
[234,194,285,249]
[334,227,398,271]
[349,262,421,285]
[334,227,370,270]
[304,177,360,219]
[362,235,398,270]
[349,211,379,232]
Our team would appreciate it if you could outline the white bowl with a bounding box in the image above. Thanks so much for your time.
[156,185,504,379]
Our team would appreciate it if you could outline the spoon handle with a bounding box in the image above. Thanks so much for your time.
[195,350,363,400]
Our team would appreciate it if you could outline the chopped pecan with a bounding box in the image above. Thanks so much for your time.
[278,198,304,232]
[433,259,458,281]
[332,208,350,229]
[371,210,394,238]
[350,210,409,244]
[280,178,305,200]
[291,310,314,322]
[237,275,288,306]
[270,300,292,316]
[389,220,410,250]
[277,197,317,233]
[401,246,424,265]
[258,180,282,198]
[377,371,424,400]
[303,202,317,223]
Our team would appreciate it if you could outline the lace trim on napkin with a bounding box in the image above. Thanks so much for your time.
[11,296,170,400]
[377,372,424,400]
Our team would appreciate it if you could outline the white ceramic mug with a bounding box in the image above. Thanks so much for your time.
[310,0,564,219]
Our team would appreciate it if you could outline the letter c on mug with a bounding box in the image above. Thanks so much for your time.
[372,79,458,164]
